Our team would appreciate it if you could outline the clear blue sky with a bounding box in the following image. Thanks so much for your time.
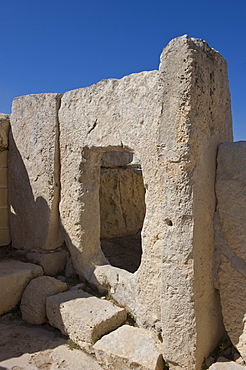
[1,0,245,140]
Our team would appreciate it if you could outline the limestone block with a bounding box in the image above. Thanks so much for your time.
[94,325,164,370]
[0,150,8,167]
[208,362,246,369]
[21,276,67,324]
[9,93,63,252]
[100,167,145,238]
[101,151,133,167]
[59,35,232,369]
[26,250,69,276]
[0,113,10,150]
[46,290,127,349]
[215,142,246,361]
[0,260,43,315]
[0,228,10,246]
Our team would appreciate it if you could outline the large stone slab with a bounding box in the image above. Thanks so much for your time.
[0,260,43,315]
[21,276,67,324]
[100,167,145,238]
[215,142,246,361]
[94,325,164,370]
[46,289,127,350]
[9,93,63,251]
[59,35,232,369]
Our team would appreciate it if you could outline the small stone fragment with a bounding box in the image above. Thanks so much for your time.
[217,356,229,362]
[21,276,67,324]
[206,356,215,367]
[94,324,163,370]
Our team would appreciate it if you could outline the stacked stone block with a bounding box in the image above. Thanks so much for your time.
[0,113,10,246]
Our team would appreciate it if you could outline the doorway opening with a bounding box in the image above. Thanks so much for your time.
[99,150,146,273]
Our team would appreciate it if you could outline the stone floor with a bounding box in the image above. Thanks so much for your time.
[0,312,102,370]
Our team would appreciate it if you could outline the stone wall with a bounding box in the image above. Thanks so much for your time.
[0,113,11,246]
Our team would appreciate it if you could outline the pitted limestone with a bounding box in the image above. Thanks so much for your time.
[46,289,127,350]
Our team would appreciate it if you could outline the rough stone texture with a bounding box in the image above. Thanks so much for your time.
[9,93,63,251]
[0,314,103,370]
[94,325,164,370]
[215,142,246,361]
[0,113,10,150]
[65,257,78,278]
[0,260,43,315]
[101,151,133,167]
[59,35,232,369]
[26,250,69,276]
[208,362,246,369]
[20,276,67,324]
[46,289,127,350]
[158,36,232,369]
[100,167,145,238]
[0,150,10,246]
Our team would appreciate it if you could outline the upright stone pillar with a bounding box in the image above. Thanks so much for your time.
[0,113,11,246]
[158,36,233,369]
[9,94,63,251]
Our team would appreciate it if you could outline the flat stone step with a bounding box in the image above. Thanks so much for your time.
[93,324,164,370]
[46,289,127,351]
[0,259,43,315]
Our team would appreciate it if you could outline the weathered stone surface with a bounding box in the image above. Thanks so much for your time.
[0,260,43,315]
[64,257,78,278]
[0,313,103,370]
[21,276,67,324]
[101,151,133,167]
[214,142,246,361]
[94,325,163,370]
[100,167,145,238]
[26,250,68,276]
[46,290,127,349]
[59,35,232,369]
[0,113,10,150]
[208,362,246,369]
[158,35,232,369]
[9,93,63,252]
[0,144,10,246]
